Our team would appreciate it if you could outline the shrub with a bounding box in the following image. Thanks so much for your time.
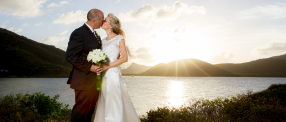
[0,92,71,122]
[141,84,286,122]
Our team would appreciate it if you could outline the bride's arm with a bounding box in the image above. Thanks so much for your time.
[102,39,128,70]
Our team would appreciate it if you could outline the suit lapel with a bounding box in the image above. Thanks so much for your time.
[82,24,101,45]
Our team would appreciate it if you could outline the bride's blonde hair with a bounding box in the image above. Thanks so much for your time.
[108,13,125,38]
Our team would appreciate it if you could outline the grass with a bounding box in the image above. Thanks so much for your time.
[1,84,285,122]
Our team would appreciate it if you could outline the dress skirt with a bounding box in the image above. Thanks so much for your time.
[93,67,140,122]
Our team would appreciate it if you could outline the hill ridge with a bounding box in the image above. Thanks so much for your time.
[0,28,72,77]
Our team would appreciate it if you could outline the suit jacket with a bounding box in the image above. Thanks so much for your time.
[65,24,102,90]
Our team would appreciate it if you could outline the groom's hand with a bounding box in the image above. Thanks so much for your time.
[90,64,103,74]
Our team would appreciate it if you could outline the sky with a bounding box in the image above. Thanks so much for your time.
[1,0,286,67]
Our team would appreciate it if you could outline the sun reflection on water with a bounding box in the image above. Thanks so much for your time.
[166,81,186,107]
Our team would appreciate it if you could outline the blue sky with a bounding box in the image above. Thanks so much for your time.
[1,0,286,66]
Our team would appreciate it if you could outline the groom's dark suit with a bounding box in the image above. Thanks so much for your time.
[65,23,101,122]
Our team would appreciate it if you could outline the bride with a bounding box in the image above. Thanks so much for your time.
[93,13,140,122]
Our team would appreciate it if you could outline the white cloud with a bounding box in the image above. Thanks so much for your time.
[34,22,43,26]
[115,0,120,3]
[1,21,9,28]
[0,0,46,18]
[237,3,286,19]
[59,30,68,35]
[47,1,69,8]
[119,1,206,26]
[14,28,23,33]
[2,26,23,33]
[8,27,14,31]
[1,24,6,28]
[134,47,156,63]
[253,42,286,55]
[53,10,87,25]
[22,23,29,27]
[41,36,68,45]
[211,52,236,64]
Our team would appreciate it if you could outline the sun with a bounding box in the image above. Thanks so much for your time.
[149,30,212,63]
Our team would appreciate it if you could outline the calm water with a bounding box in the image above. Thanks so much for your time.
[0,77,286,116]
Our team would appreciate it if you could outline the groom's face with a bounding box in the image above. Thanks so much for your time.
[93,13,104,29]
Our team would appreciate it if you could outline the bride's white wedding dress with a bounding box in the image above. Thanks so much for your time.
[93,35,140,122]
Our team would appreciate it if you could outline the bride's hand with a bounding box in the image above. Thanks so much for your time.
[101,64,110,71]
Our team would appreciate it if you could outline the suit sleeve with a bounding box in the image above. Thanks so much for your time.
[65,29,92,75]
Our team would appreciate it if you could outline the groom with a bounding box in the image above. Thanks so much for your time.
[65,9,105,122]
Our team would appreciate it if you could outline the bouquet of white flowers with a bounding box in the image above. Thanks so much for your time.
[87,49,107,66]
[87,49,107,90]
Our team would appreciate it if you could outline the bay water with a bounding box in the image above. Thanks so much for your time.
[0,76,285,116]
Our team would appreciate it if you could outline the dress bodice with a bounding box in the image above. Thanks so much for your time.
[102,35,124,63]
[101,35,124,76]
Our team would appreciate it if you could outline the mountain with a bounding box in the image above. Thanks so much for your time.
[1,28,285,77]
[0,28,72,77]
[139,58,236,76]
[215,54,286,77]
[121,63,152,75]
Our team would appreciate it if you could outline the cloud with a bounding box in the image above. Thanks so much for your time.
[59,30,68,35]
[253,42,286,55]
[34,22,43,26]
[8,27,14,31]
[134,47,156,63]
[135,47,149,53]
[211,52,236,64]
[119,1,206,26]
[14,28,23,33]
[2,26,23,33]
[53,10,87,25]
[41,36,68,45]
[1,21,9,28]
[47,1,69,8]
[0,0,46,18]
[22,23,29,27]
[114,0,120,4]
[1,24,5,28]
[237,3,286,19]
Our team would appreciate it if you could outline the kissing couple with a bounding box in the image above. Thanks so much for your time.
[65,9,140,122]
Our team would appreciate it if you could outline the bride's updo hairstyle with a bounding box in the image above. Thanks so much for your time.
[108,13,125,38]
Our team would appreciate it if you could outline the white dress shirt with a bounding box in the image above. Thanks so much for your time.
[85,22,94,33]
[84,22,99,38]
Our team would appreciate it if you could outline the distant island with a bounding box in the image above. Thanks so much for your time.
[1,28,286,77]
[135,55,286,77]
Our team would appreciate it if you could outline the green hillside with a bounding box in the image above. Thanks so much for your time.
[215,54,286,77]
[0,28,72,77]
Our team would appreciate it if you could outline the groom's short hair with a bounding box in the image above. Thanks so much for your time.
[87,9,102,21]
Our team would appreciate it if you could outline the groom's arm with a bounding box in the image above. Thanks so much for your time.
[65,29,92,75]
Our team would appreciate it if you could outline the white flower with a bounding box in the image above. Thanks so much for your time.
[87,49,107,64]
[99,52,102,57]
[87,53,93,61]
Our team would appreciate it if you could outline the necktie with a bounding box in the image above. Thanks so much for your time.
[93,31,98,38]
[93,31,101,44]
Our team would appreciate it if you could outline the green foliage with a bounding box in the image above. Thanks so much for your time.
[0,92,71,122]
[1,84,285,121]
[0,28,72,77]
[222,84,286,121]
[140,84,286,122]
